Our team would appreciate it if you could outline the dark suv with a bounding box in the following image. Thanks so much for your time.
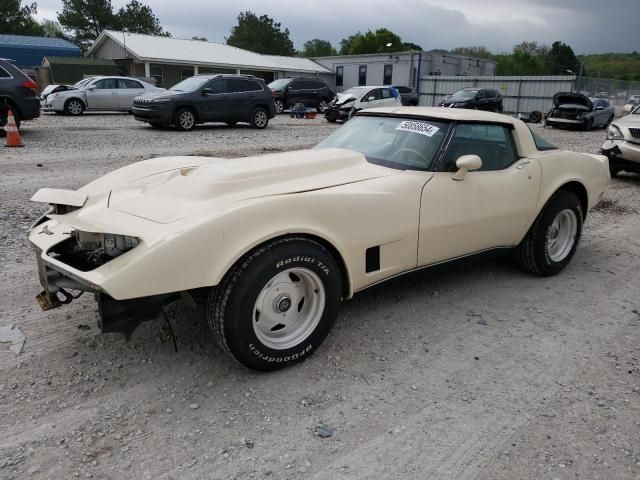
[267,77,335,114]
[132,74,275,131]
[0,58,40,133]
[439,87,503,112]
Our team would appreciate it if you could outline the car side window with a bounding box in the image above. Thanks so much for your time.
[363,89,381,102]
[228,79,249,93]
[119,79,143,89]
[0,66,11,78]
[312,80,325,89]
[289,80,302,90]
[381,88,392,99]
[94,79,118,89]
[440,123,519,172]
[206,79,229,94]
[247,80,263,91]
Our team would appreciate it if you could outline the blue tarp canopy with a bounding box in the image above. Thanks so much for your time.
[0,34,80,69]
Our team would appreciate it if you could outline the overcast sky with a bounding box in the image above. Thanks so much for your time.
[34,0,639,54]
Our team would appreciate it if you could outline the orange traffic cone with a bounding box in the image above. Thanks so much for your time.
[5,110,24,148]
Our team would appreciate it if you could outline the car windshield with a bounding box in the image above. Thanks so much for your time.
[341,87,367,97]
[450,89,478,100]
[74,78,93,88]
[314,115,449,170]
[633,105,640,114]
[268,79,292,90]
[170,76,209,92]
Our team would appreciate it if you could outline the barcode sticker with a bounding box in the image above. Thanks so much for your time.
[395,120,440,137]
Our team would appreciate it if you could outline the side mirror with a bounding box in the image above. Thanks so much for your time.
[368,96,376,101]
[86,84,97,91]
[452,155,482,181]
[202,88,213,95]
[595,106,604,111]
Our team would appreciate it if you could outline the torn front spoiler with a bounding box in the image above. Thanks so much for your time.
[34,245,180,339]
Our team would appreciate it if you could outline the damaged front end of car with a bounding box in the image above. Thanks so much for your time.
[29,189,179,338]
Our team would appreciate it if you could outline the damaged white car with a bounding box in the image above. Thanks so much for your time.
[601,104,640,176]
[324,86,400,122]
[29,108,610,370]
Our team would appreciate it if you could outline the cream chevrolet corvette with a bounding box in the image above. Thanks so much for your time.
[29,107,610,370]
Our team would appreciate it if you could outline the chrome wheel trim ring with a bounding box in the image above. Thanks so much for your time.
[252,268,325,350]
[547,209,578,262]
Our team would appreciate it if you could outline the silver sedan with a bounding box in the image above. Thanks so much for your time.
[42,76,164,115]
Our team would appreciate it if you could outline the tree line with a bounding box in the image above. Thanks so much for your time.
[2,1,638,80]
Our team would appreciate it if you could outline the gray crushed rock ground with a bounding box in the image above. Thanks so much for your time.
[0,113,638,479]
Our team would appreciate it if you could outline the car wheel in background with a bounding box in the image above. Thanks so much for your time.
[514,191,583,277]
[65,99,84,116]
[529,111,542,123]
[207,237,342,370]
[326,116,337,123]
[173,107,196,131]
[250,107,269,129]
[274,99,284,114]
[609,165,621,177]
[316,98,329,113]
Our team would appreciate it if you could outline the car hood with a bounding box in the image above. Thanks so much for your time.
[135,90,184,101]
[553,92,593,110]
[440,97,471,105]
[334,93,357,105]
[38,148,397,226]
[614,113,640,127]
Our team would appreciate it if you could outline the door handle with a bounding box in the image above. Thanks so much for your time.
[516,160,531,169]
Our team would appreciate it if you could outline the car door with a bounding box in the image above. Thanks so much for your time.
[359,88,382,110]
[85,78,119,110]
[118,79,145,109]
[418,122,541,266]
[199,78,232,121]
[286,80,307,106]
[379,87,400,107]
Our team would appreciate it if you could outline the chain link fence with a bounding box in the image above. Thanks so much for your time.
[576,77,640,106]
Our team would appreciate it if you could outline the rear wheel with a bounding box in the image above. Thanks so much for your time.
[514,191,583,276]
[65,99,84,116]
[207,237,342,370]
[274,99,284,114]
[250,107,269,129]
[173,107,196,131]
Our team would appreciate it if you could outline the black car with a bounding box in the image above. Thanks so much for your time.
[267,77,335,114]
[0,58,40,133]
[393,85,419,106]
[132,74,275,131]
[439,87,503,112]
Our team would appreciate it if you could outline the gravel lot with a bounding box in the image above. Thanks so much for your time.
[1,113,639,480]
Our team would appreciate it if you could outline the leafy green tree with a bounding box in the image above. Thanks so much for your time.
[339,28,403,55]
[116,0,169,37]
[450,46,494,60]
[301,39,336,57]
[402,42,423,51]
[226,11,295,56]
[58,0,118,50]
[40,19,69,39]
[0,0,44,35]
[544,41,583,75]
[58,0,169,51]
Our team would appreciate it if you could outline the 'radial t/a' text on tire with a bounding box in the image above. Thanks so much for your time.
[207,237,342,370]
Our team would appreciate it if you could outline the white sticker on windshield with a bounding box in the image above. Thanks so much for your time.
[395,120,440,137]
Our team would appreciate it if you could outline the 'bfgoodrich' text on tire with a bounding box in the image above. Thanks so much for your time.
[207,237,342,371]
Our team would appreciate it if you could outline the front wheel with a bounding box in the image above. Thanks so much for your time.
[250,107,269,129]
[65,99,84,116]
[583,118,593,131]
[274,99,284,114]
[173,107,196,131]
[207,237,342,370]
[514,191,583,276]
